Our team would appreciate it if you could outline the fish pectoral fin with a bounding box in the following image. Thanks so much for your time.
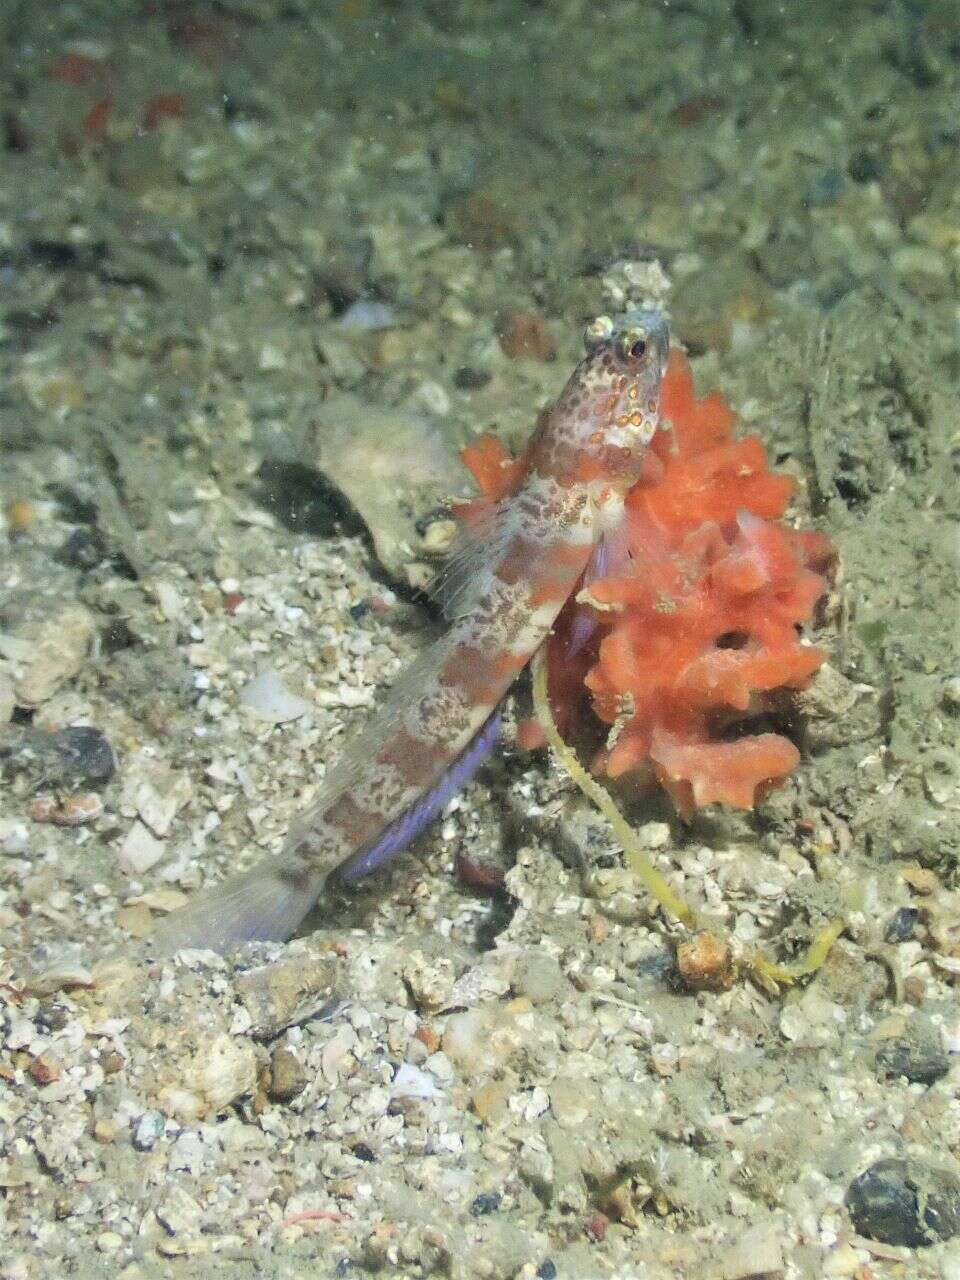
[431,497,517,619]
[152,859,325,955]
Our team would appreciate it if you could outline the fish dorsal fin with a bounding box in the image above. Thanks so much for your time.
[430,496,519,620]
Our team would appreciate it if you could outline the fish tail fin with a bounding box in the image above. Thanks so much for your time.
[152,859,324,956]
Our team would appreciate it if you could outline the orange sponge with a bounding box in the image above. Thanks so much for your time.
[461,349,832,817]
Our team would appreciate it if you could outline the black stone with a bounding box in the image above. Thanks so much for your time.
[846,1158,960,1247]
[536,1263,557,1280]
[875,1022,949,1086]
[50,726,117,783]
[848,150,881,183]
[0,725,116,789]
[454,365,491,390]
[469,1192,502,1217]
[34,1003,70,1033]
[56,526,110,571]
[884,907,918,943]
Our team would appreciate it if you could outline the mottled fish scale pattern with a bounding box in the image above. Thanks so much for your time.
[158,309,669,953]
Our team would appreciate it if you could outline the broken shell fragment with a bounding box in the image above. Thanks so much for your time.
[29,791,105,826]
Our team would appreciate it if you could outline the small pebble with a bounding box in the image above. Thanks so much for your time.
[875,1019,950,1085]
[13,605,95,708]
[156,1186,203,1236]
[511,951,564,1004]
[453,365,491,390]
[94,1118,118,1144]
[268,1047,308,1102]
[821,1242,862,1276]
[714,1223,784,1278]
[238,668,313,723]
[496,310,556,361]
[391,1062,437,1100]
[116,901,154,938]
[846,1158,960,1247]
[892,245,950,297]
[413,380,451,416]
[133,1110,165,1151]
[848,149,881,183]
[235,951,340,1039]
[23,963,93,997]
[0,673,13,724]
[118,751,191,837]
[5,498,36,534]
[27,1055,59,1085]
[676,932,735,992]
[338,298,396,331]
[455,850,507,893]
[584,1211,608,1242]
[169,1034,258,1119]
[118,821,166,874]
[419,517,457,555]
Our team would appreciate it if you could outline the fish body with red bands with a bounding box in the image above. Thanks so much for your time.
[158,310,670,953]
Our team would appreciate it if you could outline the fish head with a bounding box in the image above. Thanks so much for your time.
[545,308,669,492]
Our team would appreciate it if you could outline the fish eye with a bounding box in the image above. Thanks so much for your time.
[617,328,648,362]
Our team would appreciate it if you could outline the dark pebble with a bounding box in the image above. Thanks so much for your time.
[351,1142,376,1163]
[454,365,491,390]
[846,1158,960,1247]
[536,1262,557,1280]
[469,1192,502,1217]
[34,1003,70,1032]
[0,725,116,788]
[875,1022,950,1085]
[26,238,107,271]
[51,726,116,783]
[637,948,677,983]
[132,1110,165,1152]
[56,526,109,570]
[267,1047,308,1102]
[255,459,359,538]
[885,906,918,943]
[848,149,881,183]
